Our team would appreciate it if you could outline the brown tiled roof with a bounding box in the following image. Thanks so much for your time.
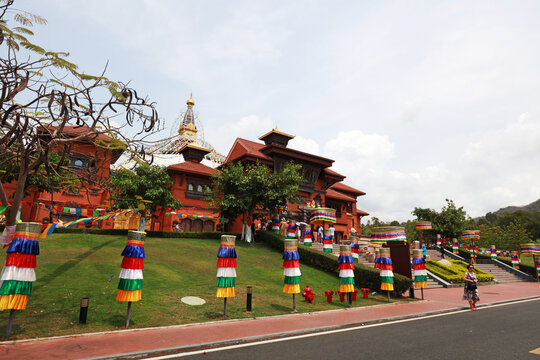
[45,126,114,141]
[168,161,218,177]
[356,209,370,216]
[325,188,356,202]
[323,168,345,179]
[330,182,366,196]
[224,138,272,163]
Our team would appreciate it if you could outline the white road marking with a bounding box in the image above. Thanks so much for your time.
[143,298,540,359]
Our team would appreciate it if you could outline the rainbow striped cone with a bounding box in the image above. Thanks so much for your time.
[490,245,497,259]
[436,234,442,247]
[511,251,519,270]
[323,229,333,253]
[117,231,145,302]
[535,260,540,277]
[521,243,540,256]
[338,244,355,293]
[287,222,296,239]
[379,248,394,291]
[452,239,459,254]
[217,235,237,298]
[0,222,41,310]
[371,227,407,244]
[283,239,301,294]
[412,249,427,289]
[415,221,432,231]
[303,225,313,247]
[350,236,359,263]
[374,248,381,269]
[271,218,280,233]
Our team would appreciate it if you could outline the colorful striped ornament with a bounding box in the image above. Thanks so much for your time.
[520,243,540,256]
[412,249,427,289]
[287,222,296,239]
[338,244,355,293]
[271,218,280,233]
[489,245,497,259]
[373,248,381,269]
[350,236,359,263]
[216,235,237,298]
[323,229,333,253]
[511,251,519,270]
[462,230,480,241]
[283,239,301,294]
[0,222,41,310]
[415,221,432,231]
[309,207,336,225]
[379,248,394,291]
[535,260,540,276]
[303,225,313,247]
[371,227,407,244]
[452,239,459,254]
[436,234,442,247]
[117,230,145,302]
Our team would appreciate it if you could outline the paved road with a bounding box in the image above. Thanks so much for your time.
[147,299,540,360]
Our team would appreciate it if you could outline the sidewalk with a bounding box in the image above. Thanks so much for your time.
[0,282,538,360]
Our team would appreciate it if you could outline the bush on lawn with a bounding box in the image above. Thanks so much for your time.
[426,260,494,283]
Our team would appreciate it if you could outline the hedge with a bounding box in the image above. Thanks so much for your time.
[426,260,494,283]
[47,227,240,240]
[255,231,412,296]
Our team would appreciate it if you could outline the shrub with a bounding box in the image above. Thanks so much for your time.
[256,231,412,296]
[426,260,494,283]
[52,227,239,239]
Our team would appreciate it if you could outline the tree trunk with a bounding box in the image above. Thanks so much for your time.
[6,173,28,226]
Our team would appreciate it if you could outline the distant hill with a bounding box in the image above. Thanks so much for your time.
[493,198,540,215]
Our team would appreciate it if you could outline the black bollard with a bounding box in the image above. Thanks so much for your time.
[246,286,252,311]
[79,297,90,324]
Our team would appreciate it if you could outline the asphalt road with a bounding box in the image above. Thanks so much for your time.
[147,299,540,360]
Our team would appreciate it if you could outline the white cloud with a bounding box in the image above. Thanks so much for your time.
[289,136,320,155]
[208,115,273,153]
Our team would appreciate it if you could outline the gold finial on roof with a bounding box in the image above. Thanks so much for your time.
[187,93,195,107]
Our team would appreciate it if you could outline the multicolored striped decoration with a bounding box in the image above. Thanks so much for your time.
[216,235,237,298]
[520,243,540,256]
[535,260,540,276]
[303,225,313,247]
[338,244,355,293]
[462,230,480,241]
[379,248,394,291]
[452,239,459,254]
[309,207,336,225]
[490,245,497,259]
[436,234,442,247]
[373,248,381,269]
[287,222,296,239]
[371,227,407,244]
[283,239,301,294]
[511,251,519,270]
[350,236,359,263]
[271,218,280,233]
[323,229,333,253]
[415,221,432,231]
[0,222,41,310]
[412,249,427,289]
[117,231,145,302]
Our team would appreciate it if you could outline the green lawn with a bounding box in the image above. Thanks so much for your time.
[498,254,535,267]
[0,233,398,340]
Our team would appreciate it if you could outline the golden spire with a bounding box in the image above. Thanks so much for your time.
[187,93,195,107]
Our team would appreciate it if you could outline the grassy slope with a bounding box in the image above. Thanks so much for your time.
[0,233,395,340]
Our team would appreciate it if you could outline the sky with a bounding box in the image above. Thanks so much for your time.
[16,0,540,222]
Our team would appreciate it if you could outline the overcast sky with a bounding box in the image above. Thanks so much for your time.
[19,0,540,222]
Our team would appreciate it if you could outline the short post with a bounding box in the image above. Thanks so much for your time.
[292,294,296,312]
[246,286,252,311]
[347,292,352,307]
[223,298,227,319]
[5,309,15,340]
[387,291,391,303]
[79,297,90,324]
[420,288,424,300]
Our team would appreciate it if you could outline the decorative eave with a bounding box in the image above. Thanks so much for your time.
[178,143,211,163]
[258,127,295,147]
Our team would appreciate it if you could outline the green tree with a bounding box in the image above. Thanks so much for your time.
[209,161,302,241]
[433,199,469,239]
[108,165,181,231]
[0,2,159,227]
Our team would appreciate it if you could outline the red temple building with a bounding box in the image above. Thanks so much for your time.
[3,95,369,238]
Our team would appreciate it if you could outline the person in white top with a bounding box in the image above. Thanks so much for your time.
[329,225,335,242]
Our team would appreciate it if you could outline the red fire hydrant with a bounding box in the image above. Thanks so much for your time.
[302,286,314,303]
[325,290,334,303]
[352,289,359,301]
[360,288,370,299]
[337,290,345,302]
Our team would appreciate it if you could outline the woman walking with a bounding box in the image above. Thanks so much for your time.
[463,264,479,310]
